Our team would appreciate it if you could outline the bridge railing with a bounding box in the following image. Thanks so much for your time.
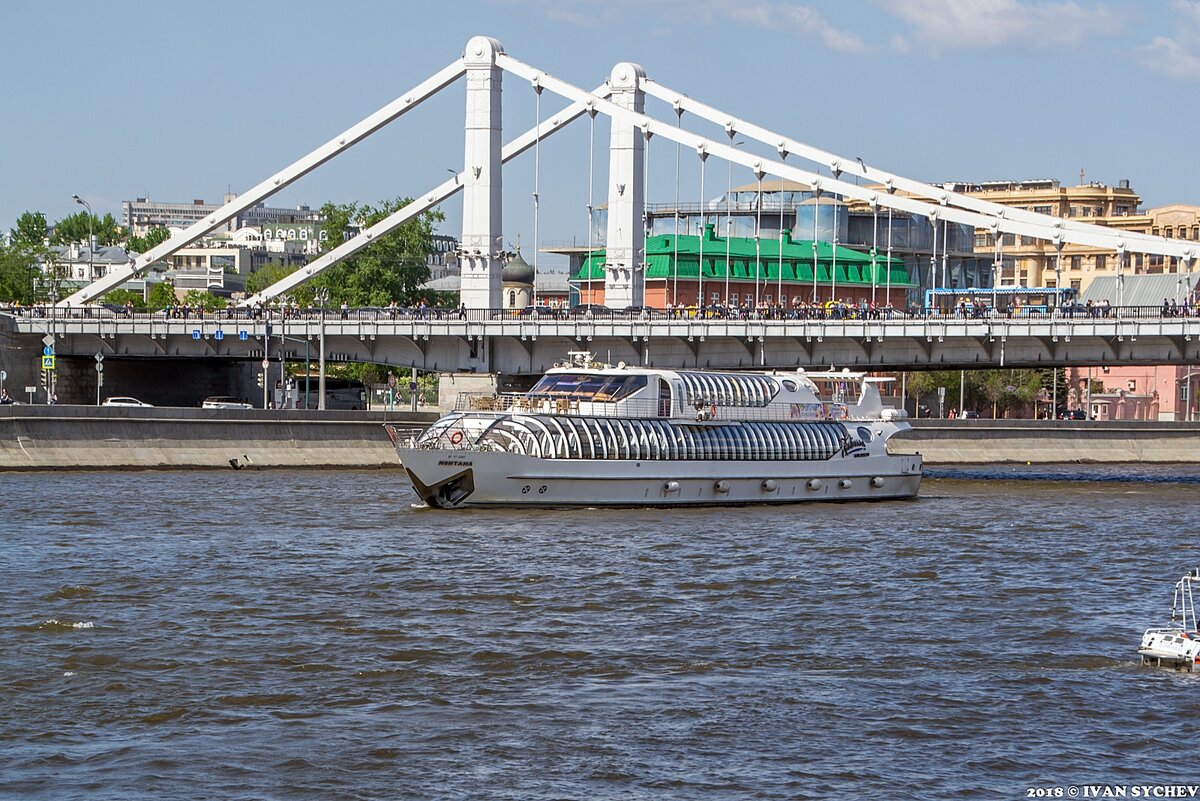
[450,392,888,424]
[4,303,1197,325]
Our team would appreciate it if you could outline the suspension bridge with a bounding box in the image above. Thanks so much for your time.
[5,35,1200,381]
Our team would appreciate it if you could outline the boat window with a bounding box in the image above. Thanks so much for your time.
[527,373,648,402]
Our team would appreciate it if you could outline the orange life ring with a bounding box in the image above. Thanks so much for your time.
[449,431,464,445]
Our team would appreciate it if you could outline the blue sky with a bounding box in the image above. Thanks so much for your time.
[3,0,1199,269]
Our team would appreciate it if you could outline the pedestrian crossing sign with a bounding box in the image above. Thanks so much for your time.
[42,355,55,370]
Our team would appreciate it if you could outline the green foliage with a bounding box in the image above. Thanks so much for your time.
[127,226,170,254]
[902,368,1048,418]
[245,263,298,297]
[147,282,179,309]
[0,243,41,304]
[903,371,938,402]
[10,211,48,248]
[313,197,444,306]
[182,290,227,311]
[102,289,143,308]
[52,211,122,246]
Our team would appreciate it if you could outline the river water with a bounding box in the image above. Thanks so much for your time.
[3,465,1200,800]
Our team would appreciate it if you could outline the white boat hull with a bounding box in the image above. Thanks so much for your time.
[395,447,922,508]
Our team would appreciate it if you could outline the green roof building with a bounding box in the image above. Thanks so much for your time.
[573,224,916,308]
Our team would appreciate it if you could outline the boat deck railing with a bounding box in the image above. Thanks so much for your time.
[452,392,892,424]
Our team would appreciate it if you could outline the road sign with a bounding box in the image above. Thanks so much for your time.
[0,370,6,381]
[24,386,36,394]
[94,352,104,362]
[214,330,224,341]
[95,363,104,373]
[191,330,201,340]
[42,335,54,347]
[409,381,418,392]
[239,330,249,341]
[42,355,55,370]
[261,359,270,370]
[43,346,53,356]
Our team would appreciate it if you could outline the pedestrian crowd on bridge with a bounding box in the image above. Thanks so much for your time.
[667,298,899,321]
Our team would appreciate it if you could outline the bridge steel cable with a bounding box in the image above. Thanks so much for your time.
[61,59,470,307]
[242,84,613,306]
[494,53,1197,264]
[638,79,1197,258]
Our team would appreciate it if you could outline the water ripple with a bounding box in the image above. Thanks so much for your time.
[3,466,1200,799]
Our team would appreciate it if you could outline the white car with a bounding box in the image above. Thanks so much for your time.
[103,396,153,407]
[201,396,254,410]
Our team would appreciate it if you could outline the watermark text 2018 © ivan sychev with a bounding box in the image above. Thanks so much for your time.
[1026,786,1200,798]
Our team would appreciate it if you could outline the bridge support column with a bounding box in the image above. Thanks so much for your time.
[460,36,505,310]
[604,62,646,310]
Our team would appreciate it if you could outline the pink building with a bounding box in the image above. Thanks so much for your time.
[1070,365,1198,421]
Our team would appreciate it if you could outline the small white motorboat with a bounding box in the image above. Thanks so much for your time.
[1138,567,1200,672]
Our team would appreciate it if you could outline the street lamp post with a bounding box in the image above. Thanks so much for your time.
[48,286,58,403]
[315,288,329,411]
[72,195,94,282]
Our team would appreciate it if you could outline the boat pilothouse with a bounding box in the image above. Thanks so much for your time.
[385,352,922,508]
[1138,568,1200,672]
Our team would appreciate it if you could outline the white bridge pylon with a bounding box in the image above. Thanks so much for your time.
[62,35,1197,309]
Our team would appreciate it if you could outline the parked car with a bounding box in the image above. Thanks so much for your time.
[102,396,153,407]
[516,306,561,319]
[201,396,254,410]
[568,304,613,318]
[620,305,658,318]
[1058,409,1088,420]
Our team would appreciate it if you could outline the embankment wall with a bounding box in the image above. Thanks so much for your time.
[891,420,1200,463]
[0,406,437,470]
[3,406,1199,470]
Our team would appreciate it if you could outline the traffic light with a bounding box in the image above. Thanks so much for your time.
[256,373,264,388]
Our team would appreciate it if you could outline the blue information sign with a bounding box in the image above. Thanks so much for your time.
[239,330,249,341]
[191,330,201,340]
[214,330,224,341]
[42,346,53,356]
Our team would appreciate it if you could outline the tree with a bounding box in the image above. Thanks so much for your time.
[314,197,444,306]
[52,211,121,246]
[10,211,48,248]
[0,243,40,303]
[127,226,170,254]
[980,369,1043,418]
[147,282,179,309]
[102,289,143,308]
[903,371,938,416]
[182,290,227,311]
[245,263,298,296]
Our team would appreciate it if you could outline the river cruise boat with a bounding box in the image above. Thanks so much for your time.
[1138,567,1200,672]
[384,353,922,508]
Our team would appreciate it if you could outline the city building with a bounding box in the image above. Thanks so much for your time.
[946,178,1157,294]
[121,195,320,237]
[260,221,329,256]
[573,224,915,309]
[549,179,978,308]
[428,234,458,281]
[38,243,162,297]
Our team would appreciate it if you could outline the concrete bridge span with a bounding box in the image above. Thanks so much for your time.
[6,313,1200,380]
